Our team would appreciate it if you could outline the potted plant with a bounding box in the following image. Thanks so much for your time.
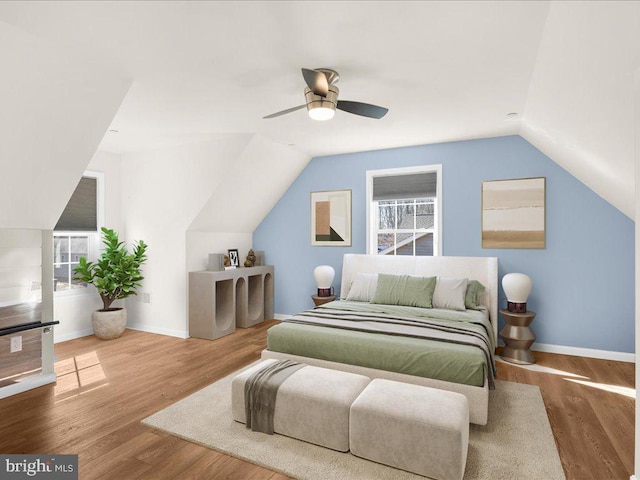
[73,227,148,340]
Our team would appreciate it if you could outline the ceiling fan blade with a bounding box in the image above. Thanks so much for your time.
[263,105,306,119]
[302,68,329,97]
[337,100,389,119]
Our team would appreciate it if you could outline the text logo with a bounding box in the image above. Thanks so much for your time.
[0,455,78,479]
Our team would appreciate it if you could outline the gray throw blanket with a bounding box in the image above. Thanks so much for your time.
[244,360,305,434]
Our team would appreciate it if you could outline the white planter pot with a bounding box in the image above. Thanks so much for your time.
[92,308,127,340]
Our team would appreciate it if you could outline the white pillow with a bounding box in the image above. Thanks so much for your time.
[432,277,468,311]
[345,273,379,302]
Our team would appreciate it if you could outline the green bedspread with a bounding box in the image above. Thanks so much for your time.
[266,300,495,388]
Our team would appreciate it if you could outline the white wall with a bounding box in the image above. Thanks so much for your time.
[0,22,130,343]
[188,134,311,232]
[185,232,253,273]
[0,230,41,307]
[120,134,310,339]
[521,2,640,218]
[0,20,130,230]
[53,151,125,343]
[121,135,253,338]
[185,134,310,311]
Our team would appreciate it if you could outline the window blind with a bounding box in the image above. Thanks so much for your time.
[372,171,437,201]
[54,177,97,231]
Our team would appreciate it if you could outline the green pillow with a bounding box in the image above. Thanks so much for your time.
[371,274,437,308]
[465,280,486,309]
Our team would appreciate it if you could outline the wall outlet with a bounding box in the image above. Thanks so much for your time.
[10,336,22,353]
[142,292,151,304]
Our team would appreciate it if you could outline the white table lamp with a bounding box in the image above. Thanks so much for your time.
[502,273,532,313]
[314,265,335,297]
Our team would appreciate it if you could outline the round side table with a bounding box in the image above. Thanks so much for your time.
[499,309,536,365]
[312,294,336,306]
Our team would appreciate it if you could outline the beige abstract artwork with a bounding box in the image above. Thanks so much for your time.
[482,177,545,249]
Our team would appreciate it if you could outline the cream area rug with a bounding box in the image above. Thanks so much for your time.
[142,366,565,480]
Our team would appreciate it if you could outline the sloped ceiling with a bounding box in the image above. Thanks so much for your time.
[0,20,131,229]
[521,1,640,218]
[188,134,310,233]
[0,2,638,217]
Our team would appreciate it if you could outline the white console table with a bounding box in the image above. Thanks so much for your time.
[188,266,274,340]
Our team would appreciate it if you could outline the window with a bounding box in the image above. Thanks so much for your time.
[53,235,91,291]
[53,172,103,293]
[366,165,442,256]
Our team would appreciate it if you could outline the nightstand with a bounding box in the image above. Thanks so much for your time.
[311,294,336,306]
[499,309,536,365]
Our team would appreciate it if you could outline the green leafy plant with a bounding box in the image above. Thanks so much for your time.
[73,227,148,311]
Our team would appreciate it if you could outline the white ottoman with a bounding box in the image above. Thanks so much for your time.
[232,359,370,452]
[350,379,469,480]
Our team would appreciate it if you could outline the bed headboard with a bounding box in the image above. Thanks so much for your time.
[340,254,499,340]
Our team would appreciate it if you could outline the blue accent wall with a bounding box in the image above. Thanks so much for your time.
[254,136,634,353]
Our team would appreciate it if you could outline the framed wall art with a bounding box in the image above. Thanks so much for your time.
[482,177,546,249]
[311,189,352,246]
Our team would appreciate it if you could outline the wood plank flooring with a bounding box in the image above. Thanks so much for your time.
[0,321,634,479]
[496,349,635,480]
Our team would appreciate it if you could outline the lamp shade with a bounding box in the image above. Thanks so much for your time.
[502,273,532,313]
[314,265,335,297]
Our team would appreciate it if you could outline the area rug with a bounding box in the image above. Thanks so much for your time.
[142,366,565,480]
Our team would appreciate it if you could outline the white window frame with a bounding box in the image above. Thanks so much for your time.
[366,164,442,256]
[53,170,104,297]
[53,233,98,294]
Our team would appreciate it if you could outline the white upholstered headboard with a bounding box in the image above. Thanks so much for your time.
[340,254,499,341]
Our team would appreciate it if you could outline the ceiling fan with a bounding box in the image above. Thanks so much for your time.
[263,68,389,121]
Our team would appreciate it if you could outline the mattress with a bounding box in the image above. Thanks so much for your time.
[266,300,495,388]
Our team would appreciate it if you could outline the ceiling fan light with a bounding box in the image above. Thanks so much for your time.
[305,85,339,121]
[263,72,388,120]
[308,106,335,121]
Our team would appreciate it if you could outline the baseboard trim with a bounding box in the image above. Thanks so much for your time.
[274,313,292,321]
[54,329,94,344]
[127,323,189,339]
[54,325,190,342]
[497,339,634,363]
[0,373,57,400]
[531,342,634,363]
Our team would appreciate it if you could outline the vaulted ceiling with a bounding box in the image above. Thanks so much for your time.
[0,1,638,217]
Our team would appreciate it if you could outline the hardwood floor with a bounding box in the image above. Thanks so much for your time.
[496,349,634,480]
[0,321,634,480]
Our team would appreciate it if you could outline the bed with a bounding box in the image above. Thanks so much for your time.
[262,254,498,425]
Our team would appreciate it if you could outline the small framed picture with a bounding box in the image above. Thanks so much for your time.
[228,249,240,267]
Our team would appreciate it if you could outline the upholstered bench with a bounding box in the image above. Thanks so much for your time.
[232,359,370,452]
[350,378,469,480]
